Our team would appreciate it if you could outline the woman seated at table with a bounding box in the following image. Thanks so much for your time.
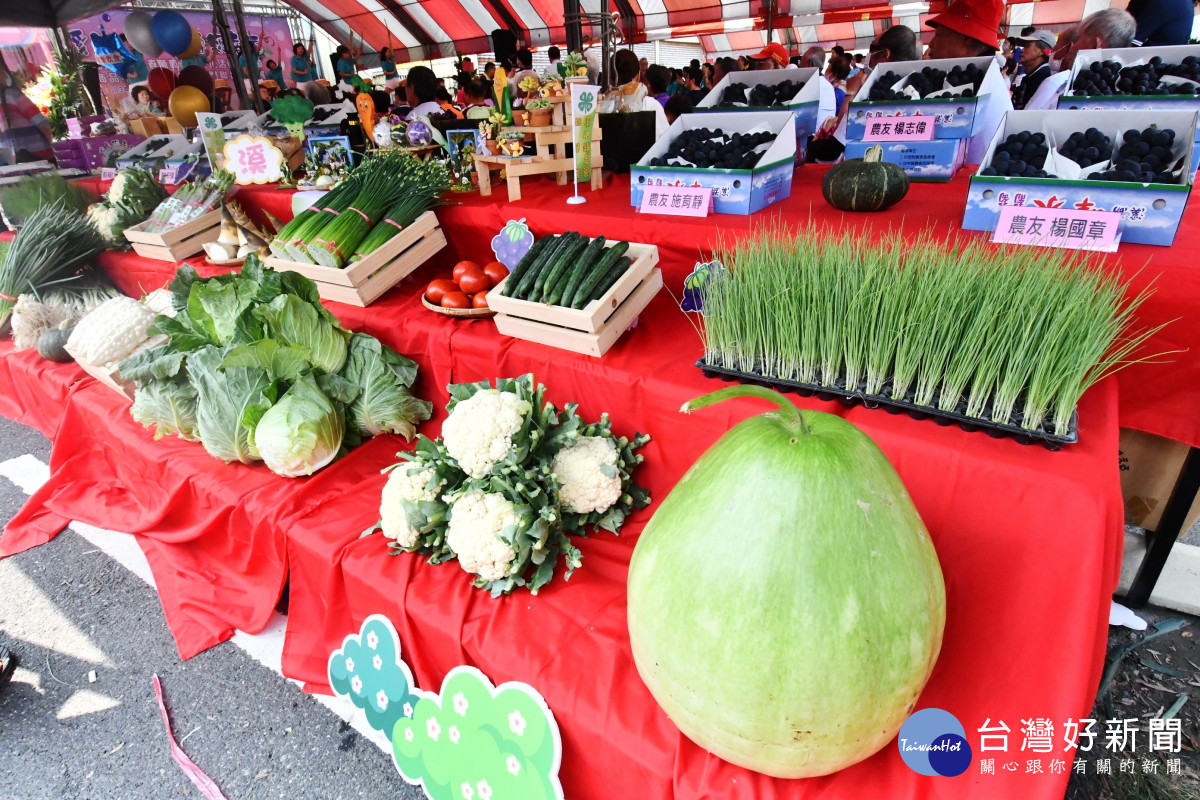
[128,85,163,117]
[462,79,493,119]
[404,67,442,120]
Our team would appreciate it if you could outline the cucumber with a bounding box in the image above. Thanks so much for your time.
[586,256,632,306]
[570,240,629,308]
[538,233,586,304]
[512,234,567,299]
[501,236,550,297]
[552,235,606,307]
[533,232,584,301]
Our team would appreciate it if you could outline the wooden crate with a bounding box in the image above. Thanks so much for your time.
[66,334,168,403]
[493,268,662,357]
[124,210,221,262]
[487,241,659,333]
[264,210,446,307]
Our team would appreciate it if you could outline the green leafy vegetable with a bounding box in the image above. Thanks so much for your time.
[187,345,277,464]
[341,333,432,439]
[130,379,199,441]
[251,373,345,477]
[253,293,349,374]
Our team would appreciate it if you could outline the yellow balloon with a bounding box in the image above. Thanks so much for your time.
[180,27,203,60]
[168,85,210,127]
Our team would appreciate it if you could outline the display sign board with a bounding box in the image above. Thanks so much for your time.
[328,615,566,800]
[638,185,712,217]
[100,167,116,180]
[991,206,1122,252]
[222,134,285,185]
[862,116,936,142]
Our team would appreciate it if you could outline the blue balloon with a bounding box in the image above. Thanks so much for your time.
[151,10,192,57]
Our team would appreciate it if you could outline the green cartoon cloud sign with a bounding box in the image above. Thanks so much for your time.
[328,615,565,800]
[392,666,564,800]
[328,615,422,736]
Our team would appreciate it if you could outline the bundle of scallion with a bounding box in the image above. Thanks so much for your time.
[272,174,364,262]
[142,170,235,234]
[0,199,104,328]
[349,158,449,262]
[703,225,1165,438]
[304,166,401,267]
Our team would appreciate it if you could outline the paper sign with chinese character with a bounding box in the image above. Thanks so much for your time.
[158,166,179,185]
[862,116,935,142]
[992,207,1121,253]
[100,167,115,181]
[222,134,286,185]
[638,185,712,217]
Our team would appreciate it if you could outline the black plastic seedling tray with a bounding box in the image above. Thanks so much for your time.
[696,359,1078,450]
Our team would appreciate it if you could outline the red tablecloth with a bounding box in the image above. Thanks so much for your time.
[0,172,1129,798]
[0,341,86,438]
[279,299,1123,800]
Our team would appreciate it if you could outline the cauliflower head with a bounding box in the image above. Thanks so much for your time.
[108,172,128,202]
[379,463,444,548]
[553,435,622,514]
[445,489,519,582]
[441,390,531,478]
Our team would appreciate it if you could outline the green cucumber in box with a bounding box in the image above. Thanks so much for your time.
[555,236,607,307]
[546,235,606,304]
[511,233,567,298]
[571,241,630,308]
[533,232,584,301]
[502,236,551,295]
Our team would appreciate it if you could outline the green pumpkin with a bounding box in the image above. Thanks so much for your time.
[822,144,909,212]
[37,320,75,363]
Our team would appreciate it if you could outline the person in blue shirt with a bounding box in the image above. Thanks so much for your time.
[379,46,400,90]
[264,52,286,87]
[290,41,316,90]
[181,34,214,69]
[335,36,363,96]
[1128,0,1195,46]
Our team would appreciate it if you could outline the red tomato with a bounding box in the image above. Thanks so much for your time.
[452,261,480,283]
[441,291,471,309]
[483,262,510,287]
[457,268,489,295]
[472,290,490,309]
[425,279,458,304]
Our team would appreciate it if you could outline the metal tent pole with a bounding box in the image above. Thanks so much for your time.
[564,0,583,53]
[230,0,266,113]
[211,0,253,111]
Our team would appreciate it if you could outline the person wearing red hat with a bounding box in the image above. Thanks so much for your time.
[925,0,1004,60]
[748,41,789,70]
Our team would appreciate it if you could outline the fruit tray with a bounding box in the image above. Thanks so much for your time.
[695,359,1079,449]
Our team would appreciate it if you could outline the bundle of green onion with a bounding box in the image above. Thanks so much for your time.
[270,150,448,268]
[142,170,235,234]
[0,198,104,328]
[702,226,1163,437]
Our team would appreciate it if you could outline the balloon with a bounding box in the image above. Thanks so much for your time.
[178,64,214,96]
[180,27,202,60]
[151,10,192,57]
[123,11,162,57]
[168,86,210,128]
[147,67,176,105]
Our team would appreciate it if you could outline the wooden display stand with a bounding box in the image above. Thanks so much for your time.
[488,241,661,357]
[123,210,221,262]
[473,122,603,201]
[264,210,446,306]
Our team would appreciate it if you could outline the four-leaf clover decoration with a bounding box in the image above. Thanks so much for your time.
[578,91,595,113]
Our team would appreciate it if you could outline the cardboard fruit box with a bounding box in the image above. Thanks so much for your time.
[961,109,1196,247]
[631,111,796,215]
[694,68,836,158]
[1058,44,1200,151]
[846,56,1012,167]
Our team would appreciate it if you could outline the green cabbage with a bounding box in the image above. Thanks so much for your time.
[253,293,349,374]
[130,379,199,441]
[251,373,345,477]
[341,333,432,439]
[187,346,276,464]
